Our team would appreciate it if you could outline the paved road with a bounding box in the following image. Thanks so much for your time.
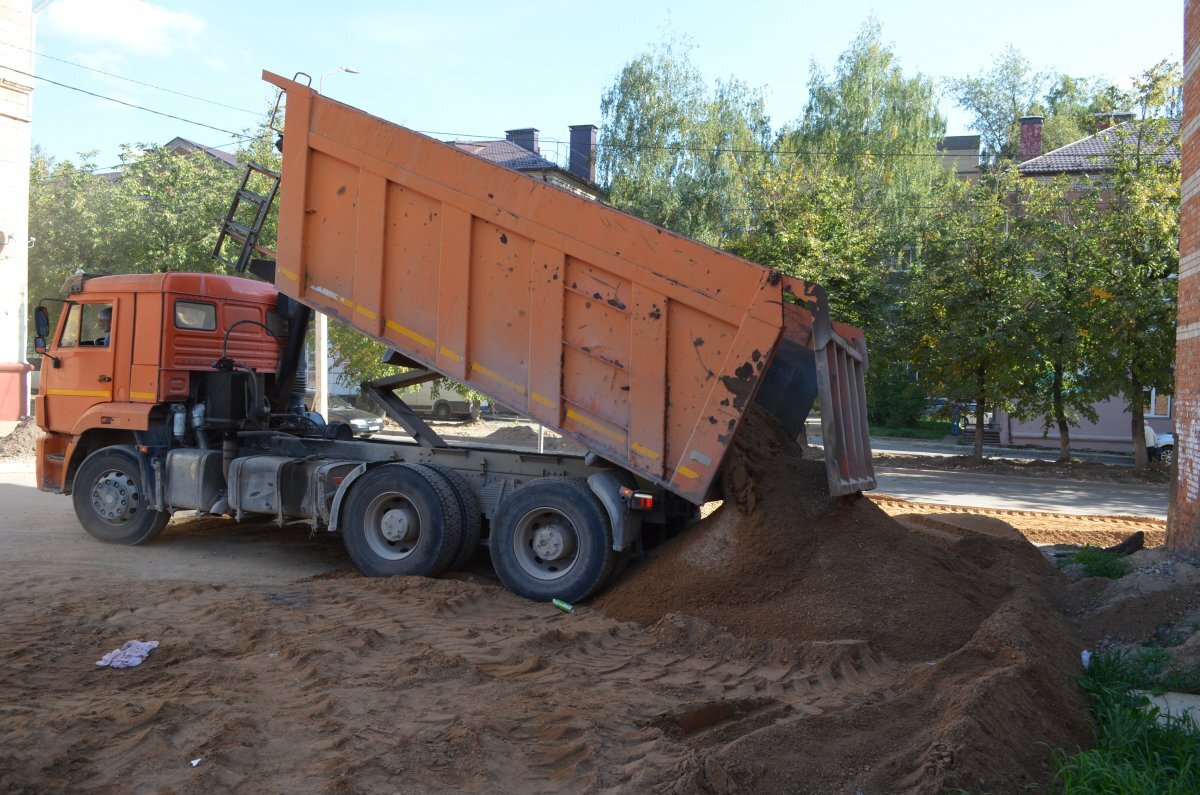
[873,466,1168,520]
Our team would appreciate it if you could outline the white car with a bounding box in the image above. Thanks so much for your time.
[1149,430,1174,465]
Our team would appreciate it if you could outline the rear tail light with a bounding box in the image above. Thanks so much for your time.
[618,486,655,511]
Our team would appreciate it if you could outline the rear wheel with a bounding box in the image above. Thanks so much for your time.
[412,464,483,571]
[1161,446,1174,466]
[72,448,169,545]
[342,464,463,578]
[490,477,617,603]
[433,402,452,421]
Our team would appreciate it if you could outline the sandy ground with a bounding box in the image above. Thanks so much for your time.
[1,416,1197,793]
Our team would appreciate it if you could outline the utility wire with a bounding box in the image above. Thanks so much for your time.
[2,64,246,137]
[26,47,263,116]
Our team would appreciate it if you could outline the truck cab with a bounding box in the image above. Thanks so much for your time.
[34,272,283,496]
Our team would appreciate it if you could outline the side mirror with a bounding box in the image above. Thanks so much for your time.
[34,336,46,355]
[35,306,50,338]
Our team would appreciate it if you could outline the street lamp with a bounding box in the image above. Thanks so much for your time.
[319,66,360,94]
[312,67,360,421]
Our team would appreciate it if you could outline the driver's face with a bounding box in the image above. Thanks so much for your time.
[99,312,111,329]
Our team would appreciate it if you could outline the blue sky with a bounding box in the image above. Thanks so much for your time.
[25,0,1184,169]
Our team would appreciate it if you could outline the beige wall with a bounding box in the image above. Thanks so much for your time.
[0,0,32,418]
[998,398,1173,453]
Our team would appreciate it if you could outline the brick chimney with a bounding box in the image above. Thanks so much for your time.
[505,128,539,154]
[1019,116,1043,162]
[568,124,597,184]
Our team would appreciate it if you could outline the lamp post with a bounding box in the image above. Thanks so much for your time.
[311,67,360,421]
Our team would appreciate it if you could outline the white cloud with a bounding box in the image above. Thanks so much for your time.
[42,0,206,58]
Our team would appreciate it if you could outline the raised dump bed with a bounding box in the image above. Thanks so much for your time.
[264,71,873,503]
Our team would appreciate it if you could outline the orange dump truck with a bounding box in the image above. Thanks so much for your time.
[32,71,874,603]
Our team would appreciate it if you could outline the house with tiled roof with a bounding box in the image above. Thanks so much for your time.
[989,115,1181,454]
[163,136,243,169]
[451,126,604,201]
[1017,115,1180,178]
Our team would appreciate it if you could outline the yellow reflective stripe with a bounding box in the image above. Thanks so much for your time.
[47,388,110,398]
[439,346,463,362]
[385,320,435,350]
[473,363,527,395]
[565,408,625,443]
[631,442,660,461]
[676,466,699,480]
[131,391,156,400]
[278,267,298,281]
[354,305,378,321]
[531,392,556,408]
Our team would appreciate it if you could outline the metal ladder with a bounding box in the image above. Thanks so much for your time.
[213,162,280,273]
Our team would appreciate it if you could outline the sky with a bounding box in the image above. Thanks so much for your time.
[21,0,1185,170]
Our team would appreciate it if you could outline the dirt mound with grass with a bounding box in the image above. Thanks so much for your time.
[596,406,1091,792]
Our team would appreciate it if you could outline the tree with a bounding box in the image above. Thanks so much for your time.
[1008,176,1106,461]
[786,19,949,225]
[909,167,1035,458]
[947,47,1050,164]
[597,38,772,246]
[781,19,953,425]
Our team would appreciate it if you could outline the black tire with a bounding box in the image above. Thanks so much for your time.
[72,448,169,545]
[489,477,617,603]
[341,464,463,578]
[412,463,484,571]
[433,402,452,421]
[1161,446,1174,466]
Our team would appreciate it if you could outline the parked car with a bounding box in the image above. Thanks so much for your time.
[402,382,476,420]
[1148,429,1174,465]
[328,395,384,438]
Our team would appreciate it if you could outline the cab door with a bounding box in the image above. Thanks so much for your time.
[41,299,118,434]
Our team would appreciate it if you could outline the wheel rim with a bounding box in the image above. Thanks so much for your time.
[363,491,423,561]
[90,469,141,525]
[512,507,579,581]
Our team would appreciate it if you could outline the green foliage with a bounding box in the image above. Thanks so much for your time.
[597,38,771,246]
[865,364,927,428]
[908,167,1034,458]
[948,46,1123,164]
[786,18,950,227]
[868,420,947,440]
[1069,546,1132,579]
[1053,649,1200,793]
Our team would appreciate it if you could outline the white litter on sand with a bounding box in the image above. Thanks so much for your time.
[96,640,159,668]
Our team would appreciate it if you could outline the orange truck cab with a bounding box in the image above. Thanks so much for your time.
[35,272,283,497]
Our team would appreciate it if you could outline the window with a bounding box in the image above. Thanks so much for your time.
[58,304,81,348]
[58,302,113,348]
[1145,388,1172,418]
[175,300,217,330]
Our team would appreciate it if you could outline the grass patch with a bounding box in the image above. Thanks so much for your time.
[1054,649,1200,793]
[1070,546,1132,579]
[869,420,949,440]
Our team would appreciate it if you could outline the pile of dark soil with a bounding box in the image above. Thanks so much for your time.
[596,406,1092,793]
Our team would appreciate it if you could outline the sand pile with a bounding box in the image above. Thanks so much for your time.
[0,419,41,459]
[596,406,1091,792]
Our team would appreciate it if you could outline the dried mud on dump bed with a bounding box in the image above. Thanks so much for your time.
[1,411,1187,793]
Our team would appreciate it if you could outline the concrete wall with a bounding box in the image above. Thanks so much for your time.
[998,398,1173,453]
[0,0,32,419]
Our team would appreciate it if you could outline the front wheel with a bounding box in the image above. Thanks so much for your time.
[490,478,617,603]
[1160,446,1174,466]
[72,448,169,545]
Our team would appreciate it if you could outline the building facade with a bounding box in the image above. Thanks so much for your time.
[0,0,33,421]
[1170,0,1200,552]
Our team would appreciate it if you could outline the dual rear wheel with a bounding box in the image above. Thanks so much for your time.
[342,468,618,603]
